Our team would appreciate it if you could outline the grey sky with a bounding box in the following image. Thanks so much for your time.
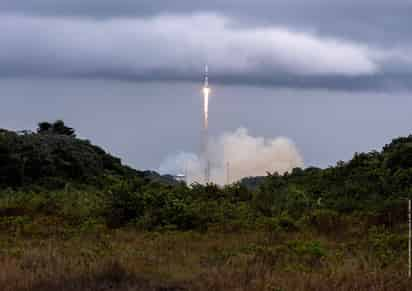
[1,78,412,170]
[1,1,411,172]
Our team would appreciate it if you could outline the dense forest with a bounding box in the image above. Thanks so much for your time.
[0,121,176,189]
[1,121,411,290]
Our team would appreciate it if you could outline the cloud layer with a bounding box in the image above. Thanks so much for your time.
[0,14,380,80]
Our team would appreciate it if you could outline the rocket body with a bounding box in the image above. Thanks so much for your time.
[204,65,209,88]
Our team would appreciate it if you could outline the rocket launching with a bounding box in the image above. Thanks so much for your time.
[203,65,211,183]
[160,65,304,185]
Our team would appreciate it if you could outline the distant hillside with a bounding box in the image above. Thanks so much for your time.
[0,122,176,188]
[1,122,412,233]
[240,134,412,214]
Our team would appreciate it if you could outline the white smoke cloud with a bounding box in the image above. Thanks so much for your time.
[0,13,379,79]
[159,128,304,185]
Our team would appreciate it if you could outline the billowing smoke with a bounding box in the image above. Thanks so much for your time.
[159,128,304,185]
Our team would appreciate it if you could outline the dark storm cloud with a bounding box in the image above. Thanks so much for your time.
[1,0,412,43]
[0,13,406,90]
[0,1,411,90]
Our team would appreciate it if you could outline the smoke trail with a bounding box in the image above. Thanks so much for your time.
[159,128,304,185]
[203,87,210,130]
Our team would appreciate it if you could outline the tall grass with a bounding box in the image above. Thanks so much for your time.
[0,228,410,291]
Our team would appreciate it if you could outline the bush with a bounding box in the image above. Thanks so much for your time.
[105,179,144,228]
[306,209,342,234]
[287,240,327,269]
[367,226,407,267]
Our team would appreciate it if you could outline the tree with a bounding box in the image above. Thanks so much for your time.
[37,122,52,134]
[37,120,76,137]
[52,120,76,137]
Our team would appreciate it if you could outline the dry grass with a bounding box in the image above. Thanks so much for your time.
[0,228,410,291]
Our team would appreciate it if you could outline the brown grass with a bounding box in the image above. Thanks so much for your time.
[0,228,410,291]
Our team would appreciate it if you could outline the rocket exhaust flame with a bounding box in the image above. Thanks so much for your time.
[203,87,210,130]
[203,64,209,130]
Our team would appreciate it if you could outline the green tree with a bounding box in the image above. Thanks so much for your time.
[37,120,76,137]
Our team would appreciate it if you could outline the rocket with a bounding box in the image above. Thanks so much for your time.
[202,65,210,129]
[204,65,209,89]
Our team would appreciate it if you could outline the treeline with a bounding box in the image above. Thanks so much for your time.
[0,121,175,188]
[1,122,412,232]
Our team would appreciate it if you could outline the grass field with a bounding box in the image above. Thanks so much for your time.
[1,215,410,291]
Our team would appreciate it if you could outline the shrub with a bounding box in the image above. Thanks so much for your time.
[306,209,342,234]
[367,226,407,267]
[287,240,327,269]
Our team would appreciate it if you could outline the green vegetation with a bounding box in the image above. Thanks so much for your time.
[0,122,411,290]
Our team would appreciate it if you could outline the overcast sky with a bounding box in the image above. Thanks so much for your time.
[1,1,412,171]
